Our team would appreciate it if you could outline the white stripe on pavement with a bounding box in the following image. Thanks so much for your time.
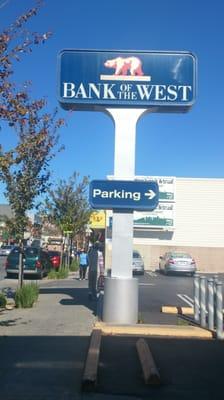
[182,294,194,304]
[177,294,194,307]
[139,283,155,286]
[145,271,157,277]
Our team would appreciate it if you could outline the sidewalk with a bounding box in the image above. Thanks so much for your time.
[0,273,90,400]
[1,273,224,400]
[0,273,141,400]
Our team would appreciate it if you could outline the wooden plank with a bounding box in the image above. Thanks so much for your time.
[82,329,102,391]
[136,338,161,385]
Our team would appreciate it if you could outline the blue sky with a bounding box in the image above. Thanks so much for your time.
[0,0,224,205]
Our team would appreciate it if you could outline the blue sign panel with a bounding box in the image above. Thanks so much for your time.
[89,180,159,211]
[58,49,197,112]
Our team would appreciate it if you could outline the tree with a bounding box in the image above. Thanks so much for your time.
[0,1,64,239]
[41,173,91,266]
[0,102,64,239]
[43,172,91,239]
[3,215,29,242]
[0,0,51,127]
[0,1,64,286]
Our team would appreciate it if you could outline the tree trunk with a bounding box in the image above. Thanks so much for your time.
[18,241,24,289]
[60,241,64,269]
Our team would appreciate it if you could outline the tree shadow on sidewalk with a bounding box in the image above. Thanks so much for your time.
[39,287,98,316]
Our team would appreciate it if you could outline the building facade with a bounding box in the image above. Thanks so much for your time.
[105,178,224,273]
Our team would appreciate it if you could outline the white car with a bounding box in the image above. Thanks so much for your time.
[106,250,145,276]
[132,250,144,275]
[159,251,196,276]
[0,245,14,256]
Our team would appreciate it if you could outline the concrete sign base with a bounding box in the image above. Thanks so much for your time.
[103,276,138,324]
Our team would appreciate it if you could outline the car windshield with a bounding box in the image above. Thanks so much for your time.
[133,251,141,258]
[1,245,12,249]
[171,253,191,258]
[9,247,39,257]
[31,240,41,247]
[25,248,38,257]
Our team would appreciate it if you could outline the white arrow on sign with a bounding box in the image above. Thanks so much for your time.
[144,189,156,200]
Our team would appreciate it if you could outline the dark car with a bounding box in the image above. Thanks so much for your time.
[159,251,197,276]
[5,246,52,279]
[48,250,61,270]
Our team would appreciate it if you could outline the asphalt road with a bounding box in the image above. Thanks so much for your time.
[1,259,224,325]
[139,270,224,323]
[139,270,195,323]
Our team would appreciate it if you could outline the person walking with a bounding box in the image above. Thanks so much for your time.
[78,248,88,280]
[88,242,104,300]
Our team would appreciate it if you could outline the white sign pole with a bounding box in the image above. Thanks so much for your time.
[102,108,147,324]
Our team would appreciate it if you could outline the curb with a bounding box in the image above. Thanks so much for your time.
[94,321,213,339]
[161,306,194,315]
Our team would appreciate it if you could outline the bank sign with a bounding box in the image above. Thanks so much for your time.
[58,49,197,112]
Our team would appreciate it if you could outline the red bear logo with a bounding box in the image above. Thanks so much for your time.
[104,56,144,76]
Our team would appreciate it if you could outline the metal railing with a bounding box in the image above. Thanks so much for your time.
[194,274,223,339]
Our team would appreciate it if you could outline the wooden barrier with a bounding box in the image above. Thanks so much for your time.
[82,329,102,391]
[136,338,161,385]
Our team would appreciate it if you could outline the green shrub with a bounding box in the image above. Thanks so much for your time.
[47,270,58,279]
[15,283,39,308]
[69,258,79,272]
[48,267,69,280]
[57,267,69,279]
[0,292,7,308]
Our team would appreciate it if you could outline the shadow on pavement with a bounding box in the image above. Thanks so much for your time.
[0,317,22,327]
[0,335,89,400]
[39,287,98,315]
[2,334,224,400]
[97,335,224,399]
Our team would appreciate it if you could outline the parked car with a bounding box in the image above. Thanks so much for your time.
[5,246,52,279]
[106,250,145,276]
[0,245,14,256]
[30,239,42,248]
[159,251,196,276]
[132,250,144,275]
[48,250,61,270]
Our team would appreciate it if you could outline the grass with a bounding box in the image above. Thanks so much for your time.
[47,258,79,280]
[47,266,69,280]
[15,283,39,308]
[0,292,7,308]
[177,316,191,326]
[69,259,79,272]
[138,312,145,324]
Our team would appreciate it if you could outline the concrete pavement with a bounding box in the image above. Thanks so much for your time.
[0,272,142,400]
[1,272,224,399]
